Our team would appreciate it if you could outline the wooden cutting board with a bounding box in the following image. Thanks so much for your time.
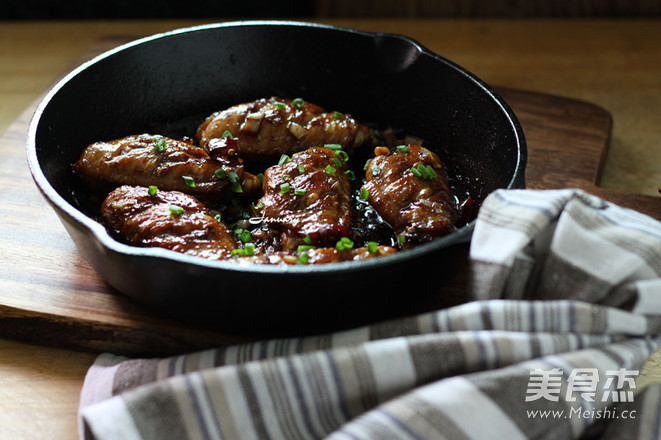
[1,38,660,356]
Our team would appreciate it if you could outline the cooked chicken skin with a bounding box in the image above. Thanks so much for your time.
[77,96,463,265]
[101,185,237,260]
[101,186,396,264]
[74,134,259,199]
[256,147,353,252]
[196,97,370,161]
[362,144,457,246]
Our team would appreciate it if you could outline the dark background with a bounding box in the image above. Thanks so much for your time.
[2,0,661,20]
[0,0,314,20]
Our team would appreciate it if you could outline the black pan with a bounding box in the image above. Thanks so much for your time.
[26,21,526,335]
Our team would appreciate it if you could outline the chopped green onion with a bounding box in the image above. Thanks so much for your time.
[398,234,406,245]
[359,188,370,201]
[411,164,438,180]
[303,234,312,245]
[252,200,264,210]
[214,213,222,222]
[332,111,343,118]
[281,174,290,181]
[227,171,240,183]
[363,159,371,171]
[325,165,337,175]
[275,102,287,110]
[257,173,264,184]
[244,243,255,256]
[367,241,378,253]
[221,130,234,139]
[335,237,354,251]
[298,164,306,174]
[182,175,196,188]
[332,157,342,168]
[280,182,290,194]
[292,98,305,108]
[169,204,184,215]
[335,150,349,162]
[152,137,166,152]
[420,164,432,180]
[239,229,252,243]
[345,170,356,181]
[231,246,254,257]
[148,185,157,196]
[215,168,227,179]
[278,154,290,165]
[396,145,410,153]
[226,171,243,193]
[294,187,306,196]
[323,143,342,150]
[424,165,435,179]
[297,245,316,252]
[370,165,381,176]
[297,252,310,264]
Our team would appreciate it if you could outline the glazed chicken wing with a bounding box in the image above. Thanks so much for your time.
[256,146,353,252]
[74,134,259,199]
[196,97,370,161]
[362,144,457,246]
[101,185,237,260]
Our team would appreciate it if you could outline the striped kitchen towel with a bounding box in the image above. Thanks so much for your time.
[79,189,661,439]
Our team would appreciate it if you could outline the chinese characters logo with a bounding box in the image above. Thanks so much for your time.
[525,368,638,403]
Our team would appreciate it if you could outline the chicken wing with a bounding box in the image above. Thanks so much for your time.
[101,185,237,260]
[74,134,259,199]
[196,97,370,161]
[255,146,353,252]
[362,144,457,246]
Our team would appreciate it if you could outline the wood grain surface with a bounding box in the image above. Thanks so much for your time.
[2,36,658,357]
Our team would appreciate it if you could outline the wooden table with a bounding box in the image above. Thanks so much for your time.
[1,19,660,438]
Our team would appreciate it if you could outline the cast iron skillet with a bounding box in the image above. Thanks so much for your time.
[27,21,526,335]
